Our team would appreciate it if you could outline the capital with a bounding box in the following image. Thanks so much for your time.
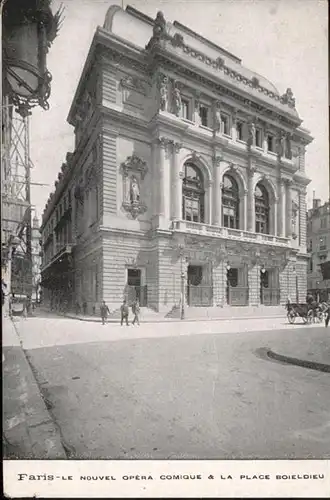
[213,155,222,166]
[158,137,172,149]
[174,142,183,153]
[247,166,256,178]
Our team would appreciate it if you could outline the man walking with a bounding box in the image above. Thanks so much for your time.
[325,301,330,328]
[132,299,140,326]
[100,301,110,325]
[120,299,129,326]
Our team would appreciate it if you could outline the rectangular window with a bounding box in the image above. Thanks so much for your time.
[320,237,327,250]
[237,121,244,141]
[181,99,190,120]
[321,218,327,228]
[309,260,313,272]
[255,128,262,148]
[267,134,275,152]
[199,105,209,127]
[221,114,231,136]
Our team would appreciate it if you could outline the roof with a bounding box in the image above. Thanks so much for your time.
[102,5,296,114]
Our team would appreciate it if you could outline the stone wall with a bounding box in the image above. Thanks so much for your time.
[248,264,259,306]
[213,261,226,307]
[296,257,308,303]
[158,237,181,312]
[101,131,117,216]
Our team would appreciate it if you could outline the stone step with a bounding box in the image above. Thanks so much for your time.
[166,305,284,320]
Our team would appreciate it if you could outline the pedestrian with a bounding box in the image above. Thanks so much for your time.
[325,302,330,328]
[100,301,110,325]
[82,301,87,315]
[75,302,81,315]
[120,299,129,326]
[92,305,96,316]
[132,299,140,326]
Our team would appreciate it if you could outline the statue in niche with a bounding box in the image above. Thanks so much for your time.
[286,134,292,159]
[160,77,169,112]
[214,102,221,132]
[130,176,140,203]
[172,86,182,116]
[193,101,201,126]
[248,122,256,146]
[291,199,299,239]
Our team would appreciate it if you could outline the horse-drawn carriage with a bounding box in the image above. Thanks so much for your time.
[286,301,326,324]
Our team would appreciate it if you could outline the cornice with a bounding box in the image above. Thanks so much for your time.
[41,117,102,229]
[146,27,301,121]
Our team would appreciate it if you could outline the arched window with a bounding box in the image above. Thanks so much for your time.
[182,163,205,222]
[255,183,269,234]
[222,174,239,228]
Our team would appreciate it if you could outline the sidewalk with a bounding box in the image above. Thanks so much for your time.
[38,306,284,324]
[267,325,330,373]
[2,315,67,459]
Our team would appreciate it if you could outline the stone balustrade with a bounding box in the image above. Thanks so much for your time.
[172,220,290,247]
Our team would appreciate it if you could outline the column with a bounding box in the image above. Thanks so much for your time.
[213,156,222,225]
[285,179,292,238]
[158,138,167,216]
[247,167,255,232]
[231,110,237,141]
[173,142,182,220]
[53,230,56,256]
[273,198,278,236]
[277,179,286,237]
[243,189,248,231]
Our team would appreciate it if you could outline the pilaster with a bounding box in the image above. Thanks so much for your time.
[213,155,222,225]
[285,179,293,238]
[173,141,183,220]
[247,163,256,232]
[278,179,286,237]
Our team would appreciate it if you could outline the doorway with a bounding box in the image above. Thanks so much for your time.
[187,265,212,306]
[127,268,147,306]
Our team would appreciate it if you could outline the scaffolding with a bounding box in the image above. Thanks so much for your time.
[1,96,33,296]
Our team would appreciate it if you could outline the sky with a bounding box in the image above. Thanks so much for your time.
[29,0,329,220]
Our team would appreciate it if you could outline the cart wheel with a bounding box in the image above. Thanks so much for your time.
[307,310,314,324]
[287,311,296,324]
[316,312,323,323]
[302,315,308,324]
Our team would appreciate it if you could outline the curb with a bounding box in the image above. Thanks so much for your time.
[3,319,67,459]
[267,349,330,374]
[52,313,285,324]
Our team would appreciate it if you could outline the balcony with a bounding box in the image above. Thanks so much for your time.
[171,220,289,247]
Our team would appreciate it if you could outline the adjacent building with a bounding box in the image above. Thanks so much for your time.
[307,198,330,301]
[40,5,313,314]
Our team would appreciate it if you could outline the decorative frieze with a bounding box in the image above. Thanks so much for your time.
[120,75,149,96]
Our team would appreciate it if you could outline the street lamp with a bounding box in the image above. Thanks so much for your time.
[178,244,185,320]
[2,0,63,115]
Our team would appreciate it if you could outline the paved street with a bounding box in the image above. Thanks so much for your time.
[12,315,330,460]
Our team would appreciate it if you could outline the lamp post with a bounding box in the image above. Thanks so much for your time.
[226,263,231,305]
[260,266,266,305]
[178,244,185,320]
[1,0,62,307]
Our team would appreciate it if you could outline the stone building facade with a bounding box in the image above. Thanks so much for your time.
[307,199,330,301]
[40,5,312,314]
